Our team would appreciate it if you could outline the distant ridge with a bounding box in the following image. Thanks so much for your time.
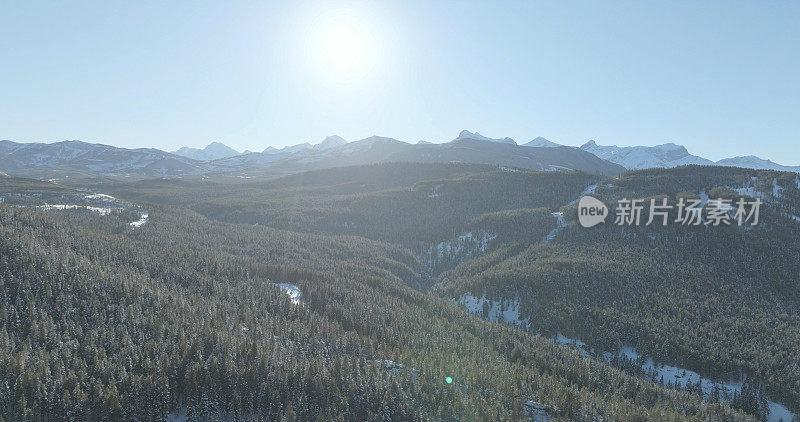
[579,139,799,171]
[174,141,240,161]
[454,130,516,145]
[2,131,798,180]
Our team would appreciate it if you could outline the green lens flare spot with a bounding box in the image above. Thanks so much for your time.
[445,377,453,384]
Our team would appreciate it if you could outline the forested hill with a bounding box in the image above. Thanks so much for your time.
[436,165,800,421]
[0,164,796,420]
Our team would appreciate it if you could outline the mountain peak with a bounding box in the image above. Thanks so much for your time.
[319,135,347,147]
[174,141,239,161]
[523,136,560,148]
[455,130,516,145]
[580,140,710,169]
[204,141,238,154]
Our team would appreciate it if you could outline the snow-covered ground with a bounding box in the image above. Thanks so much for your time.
[553,333,592,358]
[455,292,796,421]
[4,189,152,229]
[417,231,497,275]
[773,178,785,198]
[458,293,530,329]
[566,183,598,206]
[524,400,555,421]
[539,183,598,244]
[83,193,117,201]
[129,212,149,228]
[728,178,783,202]
[541,212,566,243]
[275,283,302,304]
[555,334,796,422]
[36,204,115,215]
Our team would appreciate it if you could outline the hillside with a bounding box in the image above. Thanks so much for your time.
[80,162,800,420]
[0,170,757,421]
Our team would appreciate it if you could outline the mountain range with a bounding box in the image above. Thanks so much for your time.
[0,139,206,178]
[579,140,800,171]
[174,141,240,161]
[1,131,798,180]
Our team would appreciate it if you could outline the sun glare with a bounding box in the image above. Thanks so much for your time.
[312,14,376,84]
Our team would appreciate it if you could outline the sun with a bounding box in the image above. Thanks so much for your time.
[312,14,376,84]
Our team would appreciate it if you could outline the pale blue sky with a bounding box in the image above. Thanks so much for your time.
[1,1,798,163]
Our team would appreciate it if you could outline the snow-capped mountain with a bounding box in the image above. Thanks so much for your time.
[174,141,240,161]
[6,132,794,181]
[313,135,347,151]
[716,156,800,172]
[0,140,208,178]
[579,140,800,171]
[210,132,625,177]
[454,130,516,145]
[523,137,560,148]
[580,140,714,169]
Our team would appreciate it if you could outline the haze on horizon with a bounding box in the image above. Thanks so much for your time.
[1,1,799,163]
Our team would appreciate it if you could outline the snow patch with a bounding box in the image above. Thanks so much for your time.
[553,334,795,422]
[541,212,567,243]
[458,293,530,329]
[726,178,784,202]
[36,204,115,215]
[524,401,556,421]
[566,184,598,206]
[275,283,302,304]
[456,293,796,421]
[418,231,497,276]
[83,193,116,201]
[129,212,149,228]
[773,178,784,198]
[553,333,591,358]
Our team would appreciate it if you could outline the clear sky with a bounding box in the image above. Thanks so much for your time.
[2,1,799,163]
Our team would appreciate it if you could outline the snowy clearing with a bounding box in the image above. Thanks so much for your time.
[275,283,302,304]
[417,231,497,276]
[129,212,149,228]
[458,293,530,329]
[83,193,117,201]
[36,204,115,215]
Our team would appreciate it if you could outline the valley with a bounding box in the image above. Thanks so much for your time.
[2,162,798,420]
